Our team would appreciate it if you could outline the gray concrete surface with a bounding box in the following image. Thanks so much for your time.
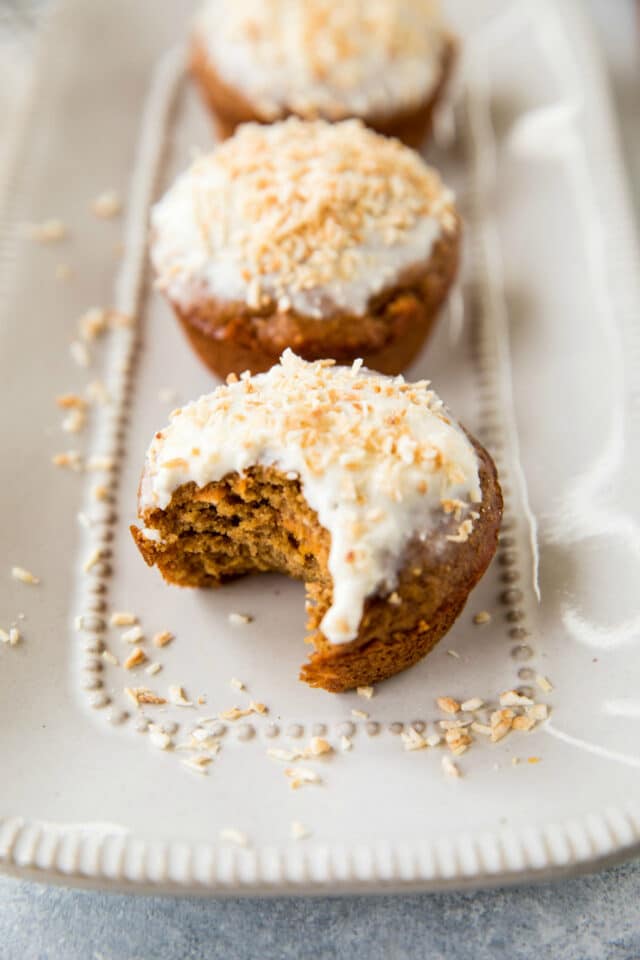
[1,1,639,958]
[1,861,640,960]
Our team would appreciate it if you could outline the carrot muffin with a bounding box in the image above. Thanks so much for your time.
[132,352,502,693]
[150,118,461,379]
[190,0,456,148]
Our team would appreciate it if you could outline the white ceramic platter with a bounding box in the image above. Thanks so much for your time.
[1,0,640,895]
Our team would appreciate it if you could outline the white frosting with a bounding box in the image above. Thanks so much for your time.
[194,0,448,120]
[140,352,481,645]
[150,118,455,319]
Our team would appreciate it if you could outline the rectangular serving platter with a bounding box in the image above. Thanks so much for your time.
[1,0,640,894]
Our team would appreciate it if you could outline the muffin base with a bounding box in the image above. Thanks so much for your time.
[131,440,501,693]
[166,214,461,380]
[189,34,457,149]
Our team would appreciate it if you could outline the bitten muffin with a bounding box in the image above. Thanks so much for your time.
[132,352,502,693]
[150,118,461,379]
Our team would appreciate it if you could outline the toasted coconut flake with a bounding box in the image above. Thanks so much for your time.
[512,714,535,732]
[83,547,104,572]
[491,721,513,743]
[351,709,369,720]
[356,685,374,700]
[78,307,109,341]
[528,703,549,721]
[470,722,492,737]
[8,627,21,647]
[0,629,8,643]
[441,756,461,778]
[425,733,443,747]
[285,766,322,789]
[220,828,248,846]
[61,407,86,434]
[535,674,554,693]
[11,566,39,585]
[219,706,252,721]
[230,677,245,691]
[52,450,83,470]
[446,519,473,543]
[401,728,427,751]
[121,625,144,644]
[56,392,86,410]
[436,696,461,715]
[499,690,534,708]
[249,701,268,714]
[169,685,193,706]
[182,755,213,774]
[447,649,461,659]
[340,735,353,751]
[461,697,484,712]
[123,648,147,670]
[102,649,119,666]
[125,686,166,706]
[304,737,332,757]
[110,611,137,627]
[527,756,542,764]
[152,630,174,648]
[228,612,253,625]
[490,708,515,727]
[148,726,172,750]
[439,718,472,731]
[145,662,162,676]
[189,729,221,751]
[445,729,472,755]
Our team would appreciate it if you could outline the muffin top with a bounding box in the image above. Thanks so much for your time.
[151,118,456,320]
[194,0,449,121]
[139,351,480,644]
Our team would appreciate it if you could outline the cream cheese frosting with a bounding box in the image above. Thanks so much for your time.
[139,351,481,645]
[193,0,448,120]
[150,118,456,320]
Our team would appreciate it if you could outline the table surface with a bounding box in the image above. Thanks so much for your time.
[1,2,639,958]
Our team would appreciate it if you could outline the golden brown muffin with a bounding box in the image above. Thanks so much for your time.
[189,0,456,149]
[190,32,457,150]
[131,353,502,692]
[150,118,461,379]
